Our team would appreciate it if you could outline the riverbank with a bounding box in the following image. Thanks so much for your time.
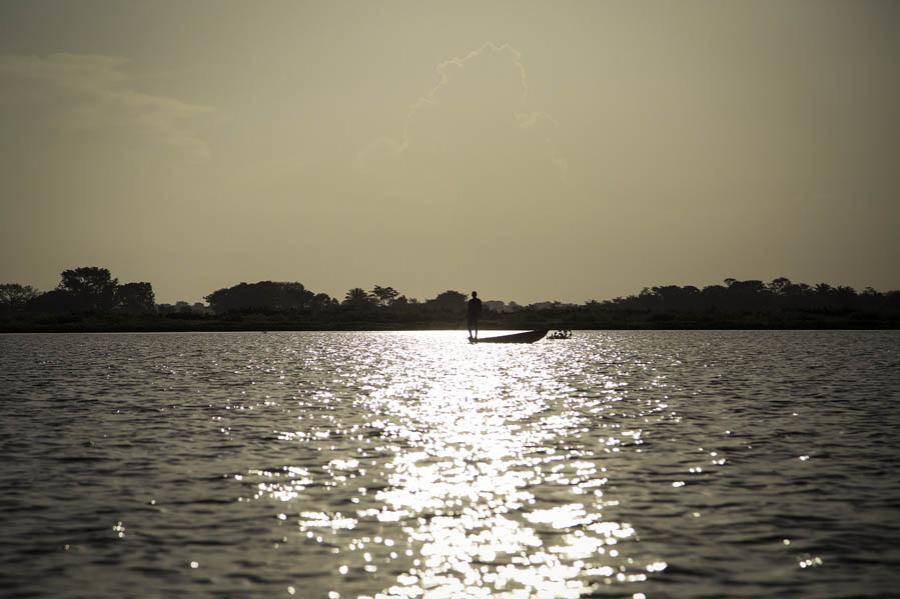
[3,310,898,333]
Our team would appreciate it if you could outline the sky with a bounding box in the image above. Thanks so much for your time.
[1,0,898,304]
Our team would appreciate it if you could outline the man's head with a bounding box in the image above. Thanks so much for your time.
[471,291,478,298]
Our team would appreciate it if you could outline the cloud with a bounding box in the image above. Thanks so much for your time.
[0,53,212,156]
[356,42,565,178]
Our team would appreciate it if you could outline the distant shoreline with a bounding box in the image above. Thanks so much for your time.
[4,273,898,333]
[3,317,897,334]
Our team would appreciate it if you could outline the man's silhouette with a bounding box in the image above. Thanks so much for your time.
[467,291,482,340]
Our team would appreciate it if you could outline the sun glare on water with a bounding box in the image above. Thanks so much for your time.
[247,332,663,598]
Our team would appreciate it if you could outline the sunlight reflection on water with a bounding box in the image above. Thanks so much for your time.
[258,332,666,598]
[2,331,899,598]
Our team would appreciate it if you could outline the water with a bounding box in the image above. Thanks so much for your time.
[1,331,899,598]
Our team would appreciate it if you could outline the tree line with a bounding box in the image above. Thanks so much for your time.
[1,267,154,316]
[595,277,900,314]
[2,267,898,329]
[0,267,473,319]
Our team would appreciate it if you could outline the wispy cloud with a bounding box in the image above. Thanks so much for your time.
[0,53,212,156]
[357,42,565,177]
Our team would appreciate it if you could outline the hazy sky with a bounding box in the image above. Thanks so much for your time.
[2,1,898,304]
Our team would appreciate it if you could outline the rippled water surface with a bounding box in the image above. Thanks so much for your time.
[2,331,899,598]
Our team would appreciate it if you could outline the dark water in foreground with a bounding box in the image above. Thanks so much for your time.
[1,331,899,598]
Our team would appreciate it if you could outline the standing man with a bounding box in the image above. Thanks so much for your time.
[467,291,483,340]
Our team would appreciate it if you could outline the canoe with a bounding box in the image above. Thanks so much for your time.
[470,329,548,344]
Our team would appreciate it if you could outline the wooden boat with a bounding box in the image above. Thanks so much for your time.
[470,329,548,344]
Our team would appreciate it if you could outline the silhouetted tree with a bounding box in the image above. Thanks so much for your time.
[483,300,508,313]
[371,285,400,307]
[700,284,728,305]
[26,289,77,314]
[59,266,118,311]
[312,293,338,310]
[155,303,176,315]
[205,281,316,313]
[343,287,375,307]
[116,282,155,313]
[768,277,793,296]
[0,283,38,314]
[647,285,700,310]
[426,290,467,317]
[726,279,766,294]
